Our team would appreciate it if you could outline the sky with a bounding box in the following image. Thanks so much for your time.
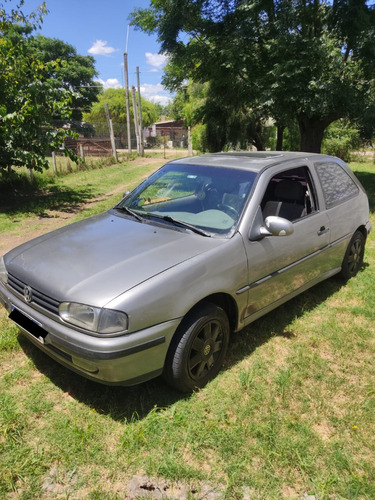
[15,0,172,105]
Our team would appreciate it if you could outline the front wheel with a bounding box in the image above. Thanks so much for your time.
[164,303,230,392]
[339,230,366,280]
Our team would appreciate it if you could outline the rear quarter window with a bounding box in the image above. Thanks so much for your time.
[315,161,359,209]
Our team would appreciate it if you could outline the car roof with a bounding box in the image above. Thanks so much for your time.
[170,151,329,173]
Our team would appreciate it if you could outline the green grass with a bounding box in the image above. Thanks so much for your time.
[0,159,374,499]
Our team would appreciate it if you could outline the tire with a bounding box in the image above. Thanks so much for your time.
[164,303,230,392]
[339,230,366,280]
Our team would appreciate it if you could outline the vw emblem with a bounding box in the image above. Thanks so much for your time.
[24,286,33,303]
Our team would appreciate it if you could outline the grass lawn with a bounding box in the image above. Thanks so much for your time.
[0,156,374,499]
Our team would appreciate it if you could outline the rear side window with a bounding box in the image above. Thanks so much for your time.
[315,162,359,209]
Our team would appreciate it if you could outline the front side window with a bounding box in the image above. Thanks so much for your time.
[116,163,257,236]
[315,162,359,209]
[261,166,317,222]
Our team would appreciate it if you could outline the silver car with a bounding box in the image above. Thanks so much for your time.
[0,152,371,392]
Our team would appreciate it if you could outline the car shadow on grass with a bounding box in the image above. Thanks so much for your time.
[16,272,354,422]
[226,276,342,367]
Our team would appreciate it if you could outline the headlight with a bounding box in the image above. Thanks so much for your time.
[59,302,128,334]
[0,256,8,284]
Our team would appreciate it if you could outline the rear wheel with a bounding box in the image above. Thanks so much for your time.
[164,303,230,392]
[339,230,365,280]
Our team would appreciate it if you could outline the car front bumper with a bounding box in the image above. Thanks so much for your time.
[0,281,180,386]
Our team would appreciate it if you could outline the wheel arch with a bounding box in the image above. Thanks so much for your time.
[182,292,238,333]
[356,224,368,240]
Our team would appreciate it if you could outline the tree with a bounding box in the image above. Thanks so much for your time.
[264,0,375,152]
[82,88,159,138]
[0,1,78,172]
[355,103,375,145]
[30,35,100,121]
[168,82,205,127]
[131,0,375,153]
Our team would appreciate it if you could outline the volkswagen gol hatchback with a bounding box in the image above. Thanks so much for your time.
[0,152,371,392]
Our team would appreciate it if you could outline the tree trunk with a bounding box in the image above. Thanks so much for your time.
[276,125,285,151]
[252,132,265,151]
[298,115,333,153]
[207,122,226,152]
[247,122,265,151]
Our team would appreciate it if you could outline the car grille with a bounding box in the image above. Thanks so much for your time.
[7,273,60,315]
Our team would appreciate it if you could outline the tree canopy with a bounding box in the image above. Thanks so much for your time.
[0,1,99,172]
[30,35,100,121]
[131,0,375,153]
[83,88,158,127]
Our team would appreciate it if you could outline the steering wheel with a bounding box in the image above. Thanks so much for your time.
[220,204,239,219]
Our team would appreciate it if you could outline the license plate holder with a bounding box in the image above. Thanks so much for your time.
[10,306,48,344]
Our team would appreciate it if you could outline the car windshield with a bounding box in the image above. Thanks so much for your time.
[116,163,257,236]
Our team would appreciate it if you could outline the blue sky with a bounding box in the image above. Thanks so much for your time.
[17,0,172,105]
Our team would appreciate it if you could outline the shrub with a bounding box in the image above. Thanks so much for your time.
[322,120,361,161]
[191,123,208,152]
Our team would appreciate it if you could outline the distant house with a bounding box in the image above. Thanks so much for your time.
[144,119,187,147]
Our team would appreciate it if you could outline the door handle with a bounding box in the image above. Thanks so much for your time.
[317,226,329,236]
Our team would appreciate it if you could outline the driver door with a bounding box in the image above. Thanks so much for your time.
[242,164,331,321]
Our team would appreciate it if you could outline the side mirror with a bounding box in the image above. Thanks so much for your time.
[260,216,294,237]
[249,206,294,241]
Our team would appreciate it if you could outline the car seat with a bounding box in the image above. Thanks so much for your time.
[262,179,306,221]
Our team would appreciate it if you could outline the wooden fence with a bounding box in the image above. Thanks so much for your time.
[64,138,113,157]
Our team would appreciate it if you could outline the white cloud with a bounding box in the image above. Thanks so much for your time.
[149,94,172,106]
[140,83,172,105]
[145,52,167,70]
[140,83,164,96]
[95,78,122,89]
[92,80,171,104]
[88,40,117,56]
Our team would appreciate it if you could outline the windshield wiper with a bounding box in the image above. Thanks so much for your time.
[145,213,211,237]
[114,205,143,221]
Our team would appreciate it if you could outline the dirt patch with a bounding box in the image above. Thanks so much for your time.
[126,475,225,500]
[39,469,226,500]
[41,465,78,496]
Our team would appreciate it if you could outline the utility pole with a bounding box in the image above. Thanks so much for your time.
[124,25,132,153]
[124,52,132,153]
[136,66,144,156]
[131,86,140,154]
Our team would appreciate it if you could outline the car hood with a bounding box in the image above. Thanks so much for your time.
[4,211,225,307]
